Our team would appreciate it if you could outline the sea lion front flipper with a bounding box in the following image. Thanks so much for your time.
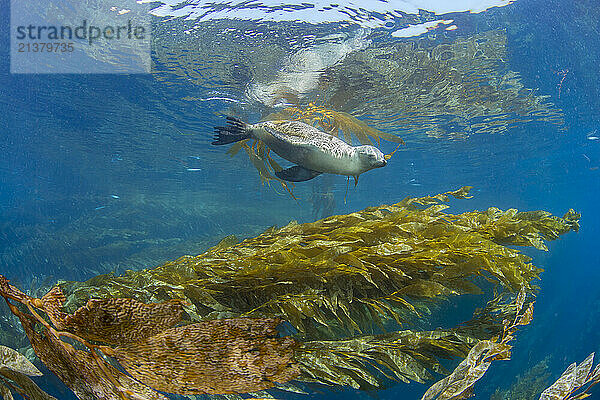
[275,166,322,182]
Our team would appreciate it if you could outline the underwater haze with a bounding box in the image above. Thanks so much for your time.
[1,0,600,399]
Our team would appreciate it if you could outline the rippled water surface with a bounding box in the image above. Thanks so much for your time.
[1,0,600,399]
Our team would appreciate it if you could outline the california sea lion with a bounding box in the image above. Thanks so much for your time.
[212,117,387,184]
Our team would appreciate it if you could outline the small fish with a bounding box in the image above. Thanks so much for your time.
[586,130,598,140]
[94,206,106,210]
[110,195,120,199]
[186,168,202,171]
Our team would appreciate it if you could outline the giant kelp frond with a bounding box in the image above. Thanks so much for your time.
[1,282,158,400]
[224,138,298,200]
[540,352,600,400]
[421,288,535,400]
[264,103,405,145]
[296,329,470,388]
[59,188,578,342]
[109,318,299,395]
[446,208,580,251]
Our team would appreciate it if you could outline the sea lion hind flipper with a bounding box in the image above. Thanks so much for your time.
[275,166,322,182]
[212,117,251,145]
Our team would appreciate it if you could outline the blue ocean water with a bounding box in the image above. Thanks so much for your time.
[1,0,599,398]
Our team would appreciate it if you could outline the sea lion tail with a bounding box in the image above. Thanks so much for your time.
[212,116,251,145]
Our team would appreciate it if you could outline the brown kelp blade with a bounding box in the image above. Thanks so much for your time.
[0,344,56,400]
[61,296,186,345]
[0,345,42,377]
[0,189,581,398]
[41,285,186,345]
[296,330,471,388]
[112,318,299,395]
[296,288,534,391]
[4,299,168,400]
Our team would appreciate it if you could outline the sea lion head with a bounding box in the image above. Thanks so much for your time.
[355,145,387,172]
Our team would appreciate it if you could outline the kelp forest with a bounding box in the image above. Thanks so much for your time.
[1,186,593,400]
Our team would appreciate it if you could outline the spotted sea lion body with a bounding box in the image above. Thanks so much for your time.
[213,117,387,182]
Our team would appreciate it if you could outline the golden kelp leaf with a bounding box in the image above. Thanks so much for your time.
[451,206,581,251]
[62,297,186,345]
[562,209,581,232]
[7,301,168,400]
[0,345,41,376]
[239,141,296,199]
[397,281,457,299]
[541,362,577,400]
[540,352,600,400]
[226,140,248,157]
[0,367,57,400]
[574,353,595,390]
[445,187,474,200]
[405,187,473,207]
[0,384,13,400]
[113,318,299,395]
[325,109,405,145]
